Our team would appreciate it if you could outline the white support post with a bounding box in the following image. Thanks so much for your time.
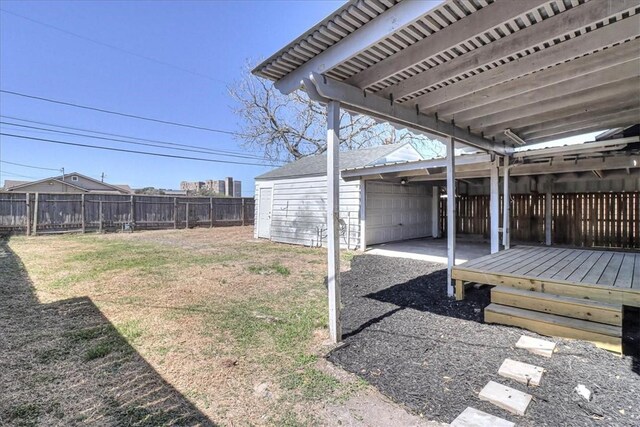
[502,156,511,249]
[545,185,553,246]
[327,100,342,343]
[359,179,367,251]
[490,157,500,254]
[432,186,440,238]
[446,137,456,298]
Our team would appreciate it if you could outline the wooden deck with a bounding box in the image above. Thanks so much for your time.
[452,246,640,307]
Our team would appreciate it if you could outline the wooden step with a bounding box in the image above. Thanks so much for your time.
[491,287,622,326]
[484,303,621,353]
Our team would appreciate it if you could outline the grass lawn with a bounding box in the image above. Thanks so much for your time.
[0,227,364,426]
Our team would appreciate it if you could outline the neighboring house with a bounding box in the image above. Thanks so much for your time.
[254,142,433,249]
[2,172,132,194]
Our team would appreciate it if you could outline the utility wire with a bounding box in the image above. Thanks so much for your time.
[1,115,261,158]
[1,133,272,167]
[0,159,60,171]
[0,8,226,84]
[0,121,275,162]
[0,169,44,179]
[0,89,245,136]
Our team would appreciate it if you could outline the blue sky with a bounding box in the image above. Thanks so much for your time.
[0,0,343,195]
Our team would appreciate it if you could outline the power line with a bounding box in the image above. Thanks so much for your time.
[0,89,244,136]
[0,169,44,180]
[0,133,272,167]
[0,159,60,171]
[0,121,274,162]
[1,115,262,159]
[0,8,226,84]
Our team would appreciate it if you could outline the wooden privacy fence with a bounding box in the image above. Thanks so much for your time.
[0,192,255,235]
[440,192,640,249]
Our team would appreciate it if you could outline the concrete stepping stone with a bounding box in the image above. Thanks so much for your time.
[498,358,545,386]
[478,381,533,416]
[451,407,514,427]
[516,335,556,357]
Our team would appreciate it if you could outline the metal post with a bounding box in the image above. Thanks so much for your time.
[173,197,178,229]
[32,193,39,236]
[359,179,366,251]
[25,193,31,236]
[502,156,510,249]
[546,187,553,246]
[99,200,103,233]
[241,198,246,226]
[432,186,440,238]
[490,157,500,254]
[210,197,214,228]
[130,195,135,226]
[446,137,456,298]
[185,202,190,229]
[327,100,341,343]
[81,194,86,233]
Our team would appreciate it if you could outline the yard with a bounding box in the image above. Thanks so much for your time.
[1,227,433,427]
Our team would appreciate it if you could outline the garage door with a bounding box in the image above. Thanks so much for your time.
[365,182,431,245]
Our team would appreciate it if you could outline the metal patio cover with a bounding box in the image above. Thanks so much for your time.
[253,0,640,154]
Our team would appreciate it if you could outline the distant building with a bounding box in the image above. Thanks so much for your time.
[233,181,242,197]
[180,177,241,196]
[2,172,132,194]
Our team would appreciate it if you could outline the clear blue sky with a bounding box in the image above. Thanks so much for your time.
[0,0,343,195]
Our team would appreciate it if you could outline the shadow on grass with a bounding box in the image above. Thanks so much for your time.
[0,239,216,426]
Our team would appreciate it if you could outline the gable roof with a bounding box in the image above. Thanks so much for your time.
[4,172,131,194]
[256,142,415,180]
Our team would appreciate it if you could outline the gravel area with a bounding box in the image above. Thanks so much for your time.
[328,254,640,427]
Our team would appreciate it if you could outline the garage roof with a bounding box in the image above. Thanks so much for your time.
[253,0,640,150]
[256,142,415,180]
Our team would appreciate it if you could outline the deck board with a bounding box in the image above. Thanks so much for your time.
[453,246,640,307]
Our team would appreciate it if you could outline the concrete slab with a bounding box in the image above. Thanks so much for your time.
[366,237,490,265]
[450,407,514,427]
[498,358,545,386]
[478,381,532,416]
[515,335,556,357]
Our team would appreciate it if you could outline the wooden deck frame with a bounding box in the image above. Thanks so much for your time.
[453,246,640,307]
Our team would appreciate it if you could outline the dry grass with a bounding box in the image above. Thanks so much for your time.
[0,227,362,426]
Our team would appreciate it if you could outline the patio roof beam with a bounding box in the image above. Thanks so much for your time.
[448,61,640,125]
[273,0,435,95]
[470,81,639,136]
[345,0,549,89]
[381,0,639,102]
[409,13,640,112]
[309,73,510,155]
[425,39,640,117]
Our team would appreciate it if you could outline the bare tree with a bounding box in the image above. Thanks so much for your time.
[229,64,444,163]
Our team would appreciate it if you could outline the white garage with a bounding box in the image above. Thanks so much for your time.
[254,142,436,249]
[365,182,432,246]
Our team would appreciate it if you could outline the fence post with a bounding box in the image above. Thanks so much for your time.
[99,200,104,233]
[241,198,246,226]
[185,202,190,229]
[173,197,178,229]
[130,195,135,226]
[210,197,214,228]
[81,194,86,233]
[25,193,31,236]
[32,193,39,236]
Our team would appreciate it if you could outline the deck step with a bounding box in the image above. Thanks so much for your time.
[491,287,622,326]
[484,303,622,353]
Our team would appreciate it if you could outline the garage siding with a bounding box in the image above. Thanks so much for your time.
[255,176,361,248]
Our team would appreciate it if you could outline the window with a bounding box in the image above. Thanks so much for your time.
[71,176,78,181]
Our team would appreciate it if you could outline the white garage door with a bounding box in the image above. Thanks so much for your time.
[365,182,431,245]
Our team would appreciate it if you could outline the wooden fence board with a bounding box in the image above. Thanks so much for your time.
[0,192,255,234]
[440,192,639,249]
